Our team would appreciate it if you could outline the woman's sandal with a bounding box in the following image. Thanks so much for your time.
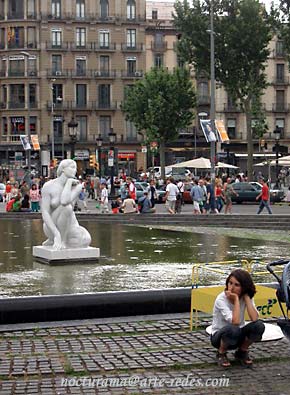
[216,351,231,368]
[234,350,253,366]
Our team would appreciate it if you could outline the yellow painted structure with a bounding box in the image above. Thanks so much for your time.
[190,260,284,330]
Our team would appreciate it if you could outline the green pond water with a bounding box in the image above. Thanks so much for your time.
[0,219,287,297]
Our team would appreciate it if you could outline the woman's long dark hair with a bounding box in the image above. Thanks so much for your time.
[225,269,256,298]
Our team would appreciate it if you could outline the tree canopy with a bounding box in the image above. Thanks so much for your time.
[121,67,196,179]
[173,0,273,179]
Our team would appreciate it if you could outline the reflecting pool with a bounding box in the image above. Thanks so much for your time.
[0,219,287,297]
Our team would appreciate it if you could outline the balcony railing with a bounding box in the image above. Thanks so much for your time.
[272,76,289,85]
[223,103,242,112]
[151,41,167,51]
[95,43,116,51]
[91,70,116,78]
[70,69,92,78]
[8,70,25,77]
[45,41,69,50]
[272,103,289,112]
[8,42,25,49]
[121,43,144,51]
[46,69,70,78]
[70,101,92,110]
[46,101,71,111]
[121,70,144,78]
[94,101,118,110]
[8,101,25,109]
[1,135,22,143]
[7,12,24,19]
[70,42,95,51]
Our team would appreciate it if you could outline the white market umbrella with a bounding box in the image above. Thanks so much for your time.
[171,157,211,169]
[215,161,239,169]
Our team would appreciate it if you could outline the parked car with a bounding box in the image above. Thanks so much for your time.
[0,183,5,202]
[231,182,284,203]
[134,182,148,201]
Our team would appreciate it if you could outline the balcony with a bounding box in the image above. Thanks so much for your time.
[70,42,95,51]
[91,70,117,78]
[151,41,167,51]
[70,101,93,110]
[70,69,92,78]
[197,95,210,105]
[121,43,144,52]
[8,101,25,109]
[95,43,116,51]
[272,76,289,85]
[8,42,25,49]
[46,101,71,111]
[26,13,37,19]
[272,103,289,112]
[121,70,144,78]
[7,12,24,20]
[94,101,118,110]
[8,70,25,77]
[1,135,22,143]
[45,42,69,50]
[27,41,38,49]
[46,69,70,78]
[223,103,242,112]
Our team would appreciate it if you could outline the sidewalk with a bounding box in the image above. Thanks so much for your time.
[0,313,289,394]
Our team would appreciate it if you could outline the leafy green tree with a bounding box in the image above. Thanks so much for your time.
[121,67,196,180]
[173,0,273,180]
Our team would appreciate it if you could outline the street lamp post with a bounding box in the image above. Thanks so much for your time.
[68,118,78,160]
[96,134,103,177]
[273,126,281,188]
[108,129,116,197]
[21,51,32,174]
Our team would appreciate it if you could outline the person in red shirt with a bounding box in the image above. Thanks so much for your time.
[256,179,272,214]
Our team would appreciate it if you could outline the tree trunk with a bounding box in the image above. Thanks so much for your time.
[245,100,254,181]
[159,139,166,181]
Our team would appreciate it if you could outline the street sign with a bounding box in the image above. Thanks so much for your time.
[141,145,147,153]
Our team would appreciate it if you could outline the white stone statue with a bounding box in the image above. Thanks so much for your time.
[41,159,91,250]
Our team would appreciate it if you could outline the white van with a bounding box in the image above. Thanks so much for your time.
[147,166,172,178]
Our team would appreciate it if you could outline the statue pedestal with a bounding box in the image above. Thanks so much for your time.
[33,245,100,265]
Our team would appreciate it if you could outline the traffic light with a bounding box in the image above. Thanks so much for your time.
[89,154,96,167]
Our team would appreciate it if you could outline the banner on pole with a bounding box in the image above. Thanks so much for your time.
[20,135,31,151]
[200,120,217,143]
[31,135,40,150]
[215,120,229,142]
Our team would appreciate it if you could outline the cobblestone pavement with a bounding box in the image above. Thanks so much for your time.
[0,314,289,395]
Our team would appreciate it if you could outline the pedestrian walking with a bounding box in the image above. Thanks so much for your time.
[164,177,179,214]
[256,178,272,214]
[29,183,41,212]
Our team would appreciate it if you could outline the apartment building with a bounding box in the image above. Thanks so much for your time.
[146,1,290,170]
[0,0,147,176]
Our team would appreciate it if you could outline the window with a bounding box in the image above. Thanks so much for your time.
[276,119,285,137]
[100,55,109,75]
[98,84,110,108]
[0,0,4,19]
[197,82,209,104]
[154,54,163,68]
[52,29,62,47]
[52,55,62,74]
[76,57,86,76]
[100,0,108,19]
[27,57,37,76]
[127,0,135,19]
[152,10,158,20]
[52,84,63,104]
[76,116,87,141]
[99,30,109,48]
[27,27,36,48]
[9,84,25,109]
[227,119,236,139]
[276,64,285,82]
[8,27,24,49]
[276,90,285,111]
[76,84,87,107]
[276,41,284,57]
[76,27,86,47]
[0,28,4,49]
[8,0,24,19]
[29,84,37,108]
[2,117,7,135]
[126,57,136,75]
[154,32,164,49]
[126,119,137,140]
[76,0,85,18]
[126,29,136,48]
[52,0,61,18]
[10,116,25,134]
[30,116,37,133]
[9,58,25,77]
[27,0,36,18]
[99,116,111,138]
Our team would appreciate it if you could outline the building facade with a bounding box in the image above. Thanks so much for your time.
[0,0,289,177]
[0,0,147,177]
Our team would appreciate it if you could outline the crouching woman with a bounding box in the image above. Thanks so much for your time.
[211,269,265,367]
